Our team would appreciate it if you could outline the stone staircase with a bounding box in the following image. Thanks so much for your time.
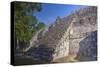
[24,6,97,62]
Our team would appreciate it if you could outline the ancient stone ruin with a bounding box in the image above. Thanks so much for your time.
[24,6,97,63]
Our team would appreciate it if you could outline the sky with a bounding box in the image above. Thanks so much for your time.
[34,3,87,25]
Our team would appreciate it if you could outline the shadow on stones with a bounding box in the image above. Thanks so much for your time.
[27,44,54,63]
[14,44,55,65]
[76,31,97,61]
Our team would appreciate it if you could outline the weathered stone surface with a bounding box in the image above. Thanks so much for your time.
[76,31,97,61]
[25,6,97,62]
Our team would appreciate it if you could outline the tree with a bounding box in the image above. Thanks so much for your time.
[14,2,45,50]
[36,22,45,30]
[56,16,62,22]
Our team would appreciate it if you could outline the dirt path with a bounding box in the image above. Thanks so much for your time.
[52,55,78,63]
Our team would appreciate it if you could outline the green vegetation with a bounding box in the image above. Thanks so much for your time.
[56,16,62,22]
[14,2,45,49]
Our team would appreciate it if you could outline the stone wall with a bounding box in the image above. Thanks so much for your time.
[25,6,97,62]
[52,6,97,61]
